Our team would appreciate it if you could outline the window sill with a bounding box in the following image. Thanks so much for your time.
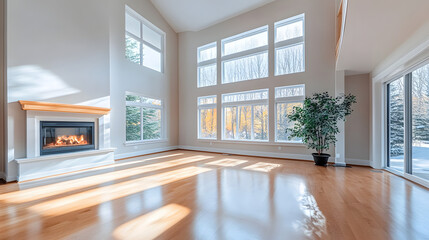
[124,139,168,146]
[197,139,306,147]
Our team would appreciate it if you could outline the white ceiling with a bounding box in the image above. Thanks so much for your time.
[150,0,275,33]
[336,0,429,75]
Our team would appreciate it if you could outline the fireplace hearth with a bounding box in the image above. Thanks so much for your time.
[40,121,95,155]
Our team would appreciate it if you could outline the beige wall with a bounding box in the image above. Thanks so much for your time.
[345,74,370,162]
[178,0,336,159]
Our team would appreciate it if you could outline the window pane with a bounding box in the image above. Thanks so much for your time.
[198,44,217,62]
[126,106,141,141]
[126,35,141,64]
[275,85,305,98]
[223,52,268,83]
[222,89,268,103]
[199,108,217,139]
[388,77,405,172]
[224,106,237,140]
[142,44,161,72]
[143,108,161,140]
[238,106,252,140]
[275,43,304,76]
[143,24,162,49]
[223,30,267,56]
[276,102,303,142]
[126,94,141,102]
[253,105,268,141]
[141,97,161,106]
[412,64,429,180]
[198,96,217,105]
[276,20,303,42]
[125,13,141,37]
[198,64,217,87]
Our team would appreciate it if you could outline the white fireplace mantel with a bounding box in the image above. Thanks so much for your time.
[15,101,115,181]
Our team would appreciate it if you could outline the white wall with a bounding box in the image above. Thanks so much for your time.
[5,0,179,180]
[108,0,178,159]
[0,0,5,177]
[345,74,370,165]
[178,0,336,159]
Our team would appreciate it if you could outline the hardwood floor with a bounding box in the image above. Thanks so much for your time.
[0,150,428,240]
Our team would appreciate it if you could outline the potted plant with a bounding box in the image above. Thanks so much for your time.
[286,92,356,166]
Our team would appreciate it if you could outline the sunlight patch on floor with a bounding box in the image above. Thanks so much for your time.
[28,166,211,216]
[243,162,281,172]
[206,159,248,167]
[113,203,190,240]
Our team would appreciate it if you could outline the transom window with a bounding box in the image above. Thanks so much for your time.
[221,26,269,84]
[275,14,305,76]
[222,89,269,141]
[275,84,305,142]
[198,96,217,139]
[197,42,217,88]
[126,93,163,142]
[125,6,165,72]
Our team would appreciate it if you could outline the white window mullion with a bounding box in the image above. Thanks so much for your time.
[251,105,255,140]
[140,106,144,141]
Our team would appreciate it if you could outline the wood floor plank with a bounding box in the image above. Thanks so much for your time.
[0,150,428,240]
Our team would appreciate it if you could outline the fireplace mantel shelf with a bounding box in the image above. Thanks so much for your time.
[19,101,111,115]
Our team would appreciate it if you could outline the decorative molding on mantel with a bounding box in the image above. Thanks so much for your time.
[19,100,111,115]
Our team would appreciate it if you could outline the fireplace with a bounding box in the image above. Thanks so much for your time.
[40,121,95,155]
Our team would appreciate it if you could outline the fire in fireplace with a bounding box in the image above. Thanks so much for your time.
[40,121,95,155]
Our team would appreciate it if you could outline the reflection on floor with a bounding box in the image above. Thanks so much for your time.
[0,150,428,239]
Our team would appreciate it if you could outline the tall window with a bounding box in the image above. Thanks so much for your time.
[275,85,305,142]
[221,26,268,84]
[222,89,269,141]
[126,93,163,142]
[198,96,217,139]
[125,6,164,72]
[275,14,305,76]
[387,62,429,181]
[197,42,217,88]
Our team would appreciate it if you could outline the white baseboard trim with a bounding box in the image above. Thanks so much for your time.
[177,145,335,162]
[346,158,370,166]
[114,146,179,160]
[0,172,5,181]
[6,174,18,182]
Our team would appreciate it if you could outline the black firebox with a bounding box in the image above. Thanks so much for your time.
[40,121,95,156]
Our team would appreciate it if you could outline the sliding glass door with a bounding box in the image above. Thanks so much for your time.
[387,62,429,181]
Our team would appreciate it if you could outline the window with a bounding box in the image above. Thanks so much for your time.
[275,84,305,142]
[198,96,217,139]
[275,14,305,76]
[221,26,268,84]
[197,42,217,87]
[387,62,429,181]
[222,89,268,141]
[125,6,164,72]
[126,93,163,142]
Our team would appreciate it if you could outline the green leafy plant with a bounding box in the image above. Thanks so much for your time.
[286,92,356,155]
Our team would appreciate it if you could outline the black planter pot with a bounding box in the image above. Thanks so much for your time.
[312,153,330,166]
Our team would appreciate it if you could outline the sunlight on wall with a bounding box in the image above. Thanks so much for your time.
[113,204,190,240]
[205,158,248,167]
[1,155,211,204]
[28,166,211,216]
[8,65,80,102]
[243,162,281,172]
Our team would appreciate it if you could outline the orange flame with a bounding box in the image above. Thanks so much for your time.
[44,135,88,149]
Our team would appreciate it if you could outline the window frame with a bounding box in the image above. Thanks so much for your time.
[197,42,217,88]
[274,13,305,76]
[221,26,269,84]
[274,84,305,143]
[197,95,217,139]
[125,92,165,143]
[125,5,165,73]
[221,89,269,141]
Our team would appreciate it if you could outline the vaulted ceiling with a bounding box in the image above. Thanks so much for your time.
[150,0,275,33]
